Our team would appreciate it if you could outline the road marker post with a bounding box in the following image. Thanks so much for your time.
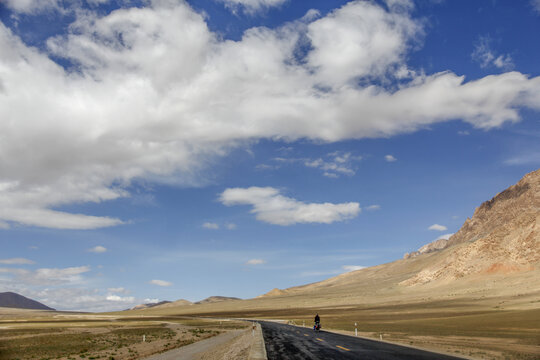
[354,322,357,337]
[380,333,383,341]
[303,320,305,327]
[143,334,146,342]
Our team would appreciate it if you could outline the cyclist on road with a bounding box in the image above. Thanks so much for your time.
[314,313,321,331]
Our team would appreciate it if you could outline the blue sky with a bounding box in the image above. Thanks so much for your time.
[0,0,539,311]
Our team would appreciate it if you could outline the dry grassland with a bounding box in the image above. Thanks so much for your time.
[0,310,248,360]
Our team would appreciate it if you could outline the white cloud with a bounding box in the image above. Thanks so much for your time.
[87,245,107,253]
[306,0,422,85]
[203,222,219,230]
[150,279,172,287]
[273,151,361,178]
[0,220,9,229]
[219,0,287,15]
[220,187,360,225]
[365,205,381,211]
[0,266,91,285]
[342,265,365,272]
[0,1,539,230]
[428,224,447,231]
[246,258,266,265]
[226,223,237,230]
[1,0,62,14]
[304,152,361,178]
[106,294,135,302]
[0,258,35,265]
[472,36,514,70]
[385,155,397,162]
[144,298,159,304]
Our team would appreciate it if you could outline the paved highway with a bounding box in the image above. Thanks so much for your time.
[260,321,465,360]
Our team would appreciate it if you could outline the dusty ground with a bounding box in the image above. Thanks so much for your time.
[194,329,252,360]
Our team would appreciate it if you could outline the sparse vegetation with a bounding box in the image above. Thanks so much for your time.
[0,315,235,360]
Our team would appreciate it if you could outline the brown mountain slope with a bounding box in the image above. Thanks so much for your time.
[402,169,539,285]
[195,296,241,304]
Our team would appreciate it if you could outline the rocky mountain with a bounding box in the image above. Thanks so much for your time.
[0,292,55,310]
[195,296,241,304]
[401,169,539,285]
[403,237,451,259]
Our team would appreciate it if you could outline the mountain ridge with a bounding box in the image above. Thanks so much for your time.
[0,292,55,310]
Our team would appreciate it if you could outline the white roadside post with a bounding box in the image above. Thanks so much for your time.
[303,320,305,327]
[380,333,383,341]
[143,334,146,342]
[354,322,357,337]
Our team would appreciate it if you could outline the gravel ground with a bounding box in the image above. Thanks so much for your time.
[195,329,252,360]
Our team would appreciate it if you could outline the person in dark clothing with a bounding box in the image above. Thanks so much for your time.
[314,313,321,331]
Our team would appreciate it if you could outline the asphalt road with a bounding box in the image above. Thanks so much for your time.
[260,321,466,360]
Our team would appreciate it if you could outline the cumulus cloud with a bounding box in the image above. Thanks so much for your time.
[428,224,447,231]
[87,245,107,253]
[1,1,540,230]
[226,223,237,230]
[246,258,266,265]
[219,0,287,15]
[0,257,35,265]
[150,279,172,287]
[144,298,159,303]
[1,0,62,14]
[202,222,219,230]
[220,187,360,225]
[472,36,514,70]
[385,155,397,162]
[106,294,135,302]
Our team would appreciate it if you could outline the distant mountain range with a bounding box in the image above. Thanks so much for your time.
[0,292,55,310]
[129,296,241,311]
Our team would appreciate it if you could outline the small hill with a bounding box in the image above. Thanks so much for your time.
[130,300,171,310]
[257,288,288,298]
[0,292,55,310]
[195,296,241,304]
[150,299,192,309]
